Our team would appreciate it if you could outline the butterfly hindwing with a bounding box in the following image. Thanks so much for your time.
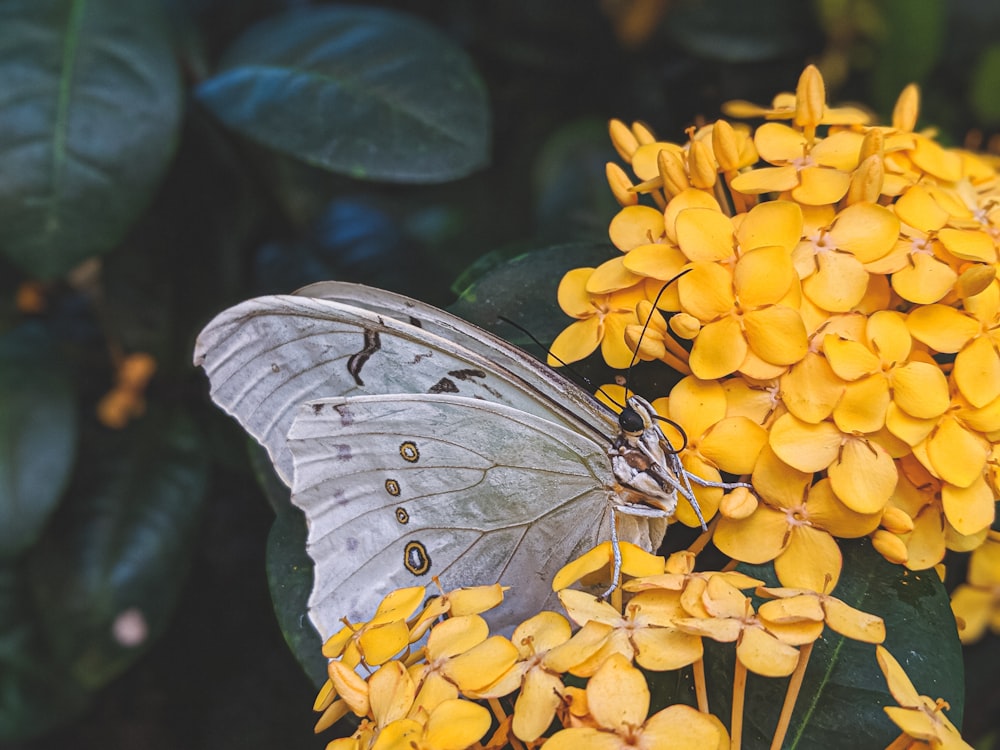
[286,393,616,636]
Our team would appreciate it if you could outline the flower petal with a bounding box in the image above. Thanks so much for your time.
[822,597,886,643]
[955,336,1000,408]
[906,305,979,352]
[941,476,995,536]
[513,669,565,742]
[791,166,851,206]
[677,208,735,261]
[642,704,725,749]
[610,205,666,251]
[769,413,841,472]
[891,253,957,305]
[833,374,890,433]
[586,653,650,732]
[690,317,747,380]
[736,200,803,254]
[744,306,809,366]
[926,416,988,488]
[549,317,602,366]
[886,363,949,423]
[735,245,795,306]
[737,626,800,676]
[632,627,704,670]
[780,352,845,423]
[714,505,789,564]
[775,525,843,591]
[424,699,492,750]
[827,438,897,513]
[802,251,869,312]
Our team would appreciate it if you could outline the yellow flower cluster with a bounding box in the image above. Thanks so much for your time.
[551,65,1000,591]
[312,542,887,750]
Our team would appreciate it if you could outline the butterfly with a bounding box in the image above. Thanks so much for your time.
[193,281,740,638]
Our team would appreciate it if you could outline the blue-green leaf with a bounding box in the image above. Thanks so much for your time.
[196,5,490,183]
[0,0,183,278]
[0,323,76,560]
[27,409,208,690]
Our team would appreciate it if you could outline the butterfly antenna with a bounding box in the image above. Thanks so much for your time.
[498,316,627,411]
[624,269,691,383]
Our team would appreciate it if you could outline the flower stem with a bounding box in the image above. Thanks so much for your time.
[770,642,812,750]
[687,516,719,557]
[731,658,748,750]
[884,732,913,750]
[693,657,709,713]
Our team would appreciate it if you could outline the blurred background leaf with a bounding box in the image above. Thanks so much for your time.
[0,0,182,279]
[195,5,490,183]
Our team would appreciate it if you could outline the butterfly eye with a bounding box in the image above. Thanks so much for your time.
[618,406,646,435]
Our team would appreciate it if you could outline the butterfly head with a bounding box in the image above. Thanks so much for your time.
[618,396,654,438]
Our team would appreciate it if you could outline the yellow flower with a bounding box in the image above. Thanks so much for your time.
[950,530,1000,644]
[714,447,881,591]
[549,268,652,368]
[767,412,898,513]
[907,283,1000,410]
[553,587,703,674]
[475,611,574,742]
[823,311,950,436]
[792,202,900,312]
[677,245,808,380]
[648,378,767,525]
[754,586,886,643]
[673,576,806,677]
[876,645,972,750]
[321,586,428,668]
[722,65,869,130]
[412,614,519,699]
[540,653,726,750]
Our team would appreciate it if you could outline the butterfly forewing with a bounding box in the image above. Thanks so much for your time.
[194,292,614,484]
[286,394,617,637]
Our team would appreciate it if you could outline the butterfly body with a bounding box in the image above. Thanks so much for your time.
[194,282,722,638]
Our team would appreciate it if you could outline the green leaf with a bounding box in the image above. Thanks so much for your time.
[970,45,1000,125]
[0,323,76,560]
[26,408,208,691]
[0,0,183,279]
[266,502,326,688]
[700,539,964,748]
[869,0,946,114]
[450,242,615,354]
[667,0,817,62]
[196,5,490,184]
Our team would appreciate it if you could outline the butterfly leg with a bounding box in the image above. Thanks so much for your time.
[601,506,624,601]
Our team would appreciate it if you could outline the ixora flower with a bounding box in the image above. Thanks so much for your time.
[551,62,1000,588]
[876,646,972,750]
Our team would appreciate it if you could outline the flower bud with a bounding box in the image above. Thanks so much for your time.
[871,530,908,565]
[892,83,920,132]
[606,162,639,206]
[609,118,639,162]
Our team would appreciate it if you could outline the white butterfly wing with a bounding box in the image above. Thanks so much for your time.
[194,286,615,485]
[287,393,616,637]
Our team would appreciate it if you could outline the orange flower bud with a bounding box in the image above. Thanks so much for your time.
[658,149,689,198]
[892,83,920,132]
[712,119,741,173]
[609,118,639,162]
[871,530,909,565]
[846,154,884,205]
[606,162,638,206]
[719,487,758,519]
[794,64,826,134]
[687,140,718,189]
[880,505,915,535]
